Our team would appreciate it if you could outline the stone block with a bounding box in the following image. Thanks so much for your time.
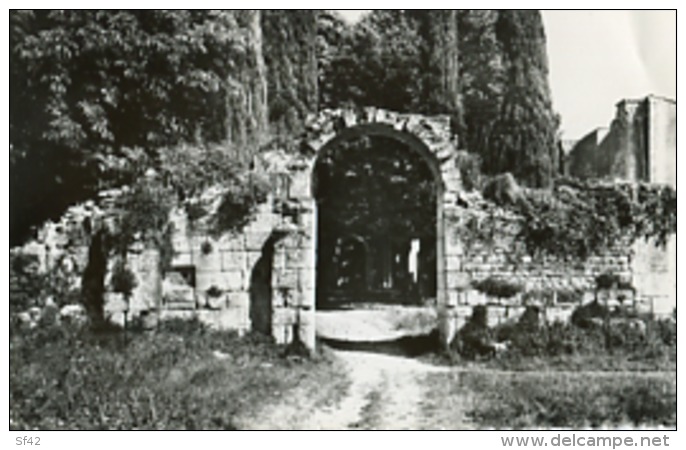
[171,251,193,267]
[299,269,315,290]
[289,172,312,198]
[284,248,307,268]
[272,323,294,345]
[222,251,246,271]
[194,250,223,273]
[245,231,272,251]
[272,307,297,326]
[274,269,299,289]
[446,290,460,307]
[447,271,471,289]
[464,289,488,306]
[216,234,245,251]
[244,209,276,230]
[197,309,248,332]
[227,292,250,309]
[297,308,316,351]
[292,289,315,308]
[273,288,287,307]
[172,235,192,254]
[445,230,465,256]
[196,270,243,293]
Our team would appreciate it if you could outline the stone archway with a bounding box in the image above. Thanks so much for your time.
[263,108,465,350]
[311,124,445,309]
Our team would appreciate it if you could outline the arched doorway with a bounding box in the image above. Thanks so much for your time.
[312,124,443,309]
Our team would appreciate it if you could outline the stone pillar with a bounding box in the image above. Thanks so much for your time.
[270,199,317,353]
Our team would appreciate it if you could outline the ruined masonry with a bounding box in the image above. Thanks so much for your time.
[22,108,663,350]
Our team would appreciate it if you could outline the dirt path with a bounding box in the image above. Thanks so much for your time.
[239,349,472,430]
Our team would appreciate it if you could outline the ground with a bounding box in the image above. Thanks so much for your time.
[235,348,470,430]
[230,308,676,430]
[235,348,675,430]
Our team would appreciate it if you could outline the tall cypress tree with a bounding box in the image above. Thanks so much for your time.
[458,10,505,162]
[488,10,559,187]
[262,10,319,137]
[410,10,464,134]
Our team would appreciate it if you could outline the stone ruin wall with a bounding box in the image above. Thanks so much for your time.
[442,211,640,332]
[17,107,669,348]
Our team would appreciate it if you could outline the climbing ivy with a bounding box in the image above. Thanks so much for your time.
[459,178,677,261]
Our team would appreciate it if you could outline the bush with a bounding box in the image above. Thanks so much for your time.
[472,277,523,300]
[595,272,633,290]
[454,151,482,191]
[450,301,676,369]
[10,252,46,313]
[451,305,494,359]
[110,259,137,297]
[570,300,608,329]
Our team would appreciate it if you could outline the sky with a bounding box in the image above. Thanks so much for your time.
[337,10,676,140]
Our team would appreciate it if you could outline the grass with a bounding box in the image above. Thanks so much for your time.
[10,319,349,430]
[424,370,676,429]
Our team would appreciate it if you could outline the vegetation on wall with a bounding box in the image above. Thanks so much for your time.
[455,176,676,261]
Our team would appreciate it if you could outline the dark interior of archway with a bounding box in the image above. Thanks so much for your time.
[314,134,437,309]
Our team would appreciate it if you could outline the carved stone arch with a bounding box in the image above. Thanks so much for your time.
[263,108,466,350]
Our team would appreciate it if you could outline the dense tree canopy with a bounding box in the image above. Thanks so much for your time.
[319,9,559,187]
[314,135,436,238]
[10,10,257,244]
[11,9,562,245]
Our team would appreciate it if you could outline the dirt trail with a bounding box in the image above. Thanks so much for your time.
[240,349,470,430]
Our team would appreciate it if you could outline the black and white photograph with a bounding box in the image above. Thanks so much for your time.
[7,6,677,436]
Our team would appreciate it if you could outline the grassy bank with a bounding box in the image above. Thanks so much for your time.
[424,370,676,429]
[10,320,348,430]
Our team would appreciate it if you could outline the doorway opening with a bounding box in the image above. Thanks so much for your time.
[313,129,439,309]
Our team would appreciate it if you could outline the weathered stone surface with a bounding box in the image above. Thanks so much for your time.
[196,270,243,293]
[221,251,246,271]
[446,271,470,289]
[245,230,272,251]
[298,269,315,290]
[274,269,299,289]
[194,250,223,273]
[227,292,250,309]
[289,171,312,198]
[216,234,245,251]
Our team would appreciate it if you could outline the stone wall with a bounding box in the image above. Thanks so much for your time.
[440,202,649,335]
[14,106,674,350]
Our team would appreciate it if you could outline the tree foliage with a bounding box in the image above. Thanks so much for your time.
[10,10,255,244]
[319,10,559,187]
[488,10,559,187]
[314,135,436,238]
[263,10,318,136]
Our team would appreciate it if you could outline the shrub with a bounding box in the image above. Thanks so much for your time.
[595,272,633,290]
[206,285,223,298]
[570,300,608,329]
[472,277,523,300]
[10,252,46,313]
[454,151,482,191]
[200,240,213,255]
[451,305,494,359]
[556,289,583,304]
[110,259,137,298]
